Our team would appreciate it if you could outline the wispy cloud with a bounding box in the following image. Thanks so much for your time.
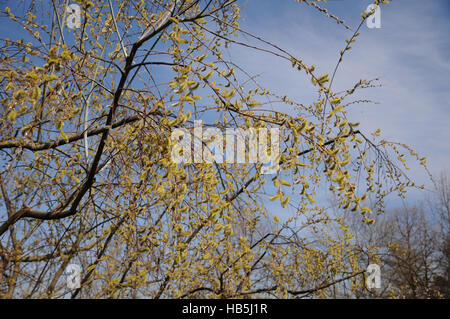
[233,0,449,192]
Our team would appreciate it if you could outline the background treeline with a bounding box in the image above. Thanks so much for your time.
[325,171,449,298]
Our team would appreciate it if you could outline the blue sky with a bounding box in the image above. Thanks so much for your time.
[0,0,448,212]
[229,0,449,206]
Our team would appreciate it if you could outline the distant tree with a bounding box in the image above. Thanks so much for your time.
[381,207,441,298]
[326,173,450,299]
[430,172,450,297]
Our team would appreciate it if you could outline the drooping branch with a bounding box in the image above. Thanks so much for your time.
[238,270,365,297]
[0,114,142,151]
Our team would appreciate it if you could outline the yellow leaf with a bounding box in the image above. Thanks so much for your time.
[203,70,213,80]
[60,130,69,142]
[281,196,290,208]
[306,195,315,204]
[269,194,280,201]
[87,264,96,272]
[280,179,291,187]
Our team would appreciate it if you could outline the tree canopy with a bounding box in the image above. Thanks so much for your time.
[0,0,431,298]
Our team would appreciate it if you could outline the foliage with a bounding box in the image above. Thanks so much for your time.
[0,0,427,298]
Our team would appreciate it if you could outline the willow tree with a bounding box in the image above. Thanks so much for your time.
[0,0,426,298]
